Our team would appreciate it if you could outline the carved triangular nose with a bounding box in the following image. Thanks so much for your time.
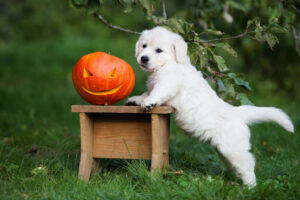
[107,68,117,78]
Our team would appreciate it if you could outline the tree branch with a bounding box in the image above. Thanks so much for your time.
[291,25,300,56]
[188,30,256,44]
[94,12,141,35]
[161,0,167,23]
[291,4,300,14]
[204,30,256,42]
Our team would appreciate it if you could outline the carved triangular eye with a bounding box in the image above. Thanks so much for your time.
[107,68,117,78]
[83,67,93,78]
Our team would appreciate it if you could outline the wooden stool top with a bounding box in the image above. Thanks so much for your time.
[71,105,174,114]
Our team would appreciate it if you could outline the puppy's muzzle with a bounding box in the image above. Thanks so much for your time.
[141,56,149,65]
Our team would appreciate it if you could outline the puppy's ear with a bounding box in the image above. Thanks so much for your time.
[135,38,141,57]
[135,30,148,57]
[173,37,188,64]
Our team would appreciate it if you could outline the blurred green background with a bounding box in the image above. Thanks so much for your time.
[0,0,299,133]
[0,0,299,199]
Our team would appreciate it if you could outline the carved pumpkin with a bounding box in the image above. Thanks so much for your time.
[72,52,135,105]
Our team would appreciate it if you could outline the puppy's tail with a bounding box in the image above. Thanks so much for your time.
[235,105,294,132]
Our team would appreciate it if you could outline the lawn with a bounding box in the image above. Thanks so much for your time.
[1,24,300,200]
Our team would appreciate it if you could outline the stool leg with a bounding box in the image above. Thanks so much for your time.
[91,158,102,174]
[78,113,94,182]
[151,114,170,172]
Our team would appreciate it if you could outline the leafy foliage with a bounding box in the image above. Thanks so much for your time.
[69,0,300,105]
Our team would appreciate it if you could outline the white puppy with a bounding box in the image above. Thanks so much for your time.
[126,27,294,186]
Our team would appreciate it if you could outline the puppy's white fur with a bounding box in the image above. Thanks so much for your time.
[127,27,294,186]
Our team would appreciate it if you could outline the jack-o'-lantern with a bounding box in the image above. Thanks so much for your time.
[72,52,135,105]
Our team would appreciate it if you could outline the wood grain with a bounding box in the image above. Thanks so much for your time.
[74,106,172,180]
[151,114,170,172]
[78,113,94,182]
[92,114,152,159]
[71,105,174,114]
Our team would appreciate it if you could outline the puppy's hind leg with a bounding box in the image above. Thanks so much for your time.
[216,144,256,187]
[215,124,256,187]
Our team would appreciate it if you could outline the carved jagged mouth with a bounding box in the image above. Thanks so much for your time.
[82,85,122,95]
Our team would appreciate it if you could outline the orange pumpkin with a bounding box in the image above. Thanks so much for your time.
[72,52,135,105]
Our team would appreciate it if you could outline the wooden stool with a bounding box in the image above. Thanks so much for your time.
[71,105,174,182]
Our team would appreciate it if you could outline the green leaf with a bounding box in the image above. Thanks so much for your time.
[236,93,253,105]
[270,26,288,34]
[86,0,100,15]
[139,0,153,16]
[254,31,265,42]
[165,17,194,36]
[281,9,295,28]
[215,43,237,57]
[228,73,252,91]
[152,15,165,25]
[120,0,135,13]
[152,0,161,9]
[225,85,235,99]
[166,18,185,34]
[71,0,88,6]
[212,54,229,72]
[246,18,260,31]
[253,30,279,49]
[268,5,281,24]
[206,77,217,91]
[188,43,201,65]
[269,24,288,34]
[235,79,251,90]
[264,32,278,49]
[227,1,247,12]
[217,78,226,92]
[199,46,209,68]
[220,79,235,99]
[206,29,223,36]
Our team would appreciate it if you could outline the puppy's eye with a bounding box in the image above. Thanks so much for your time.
[142,44,147,48]
[156,48,163,53]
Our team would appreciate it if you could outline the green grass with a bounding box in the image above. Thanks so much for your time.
[1,33,300,200]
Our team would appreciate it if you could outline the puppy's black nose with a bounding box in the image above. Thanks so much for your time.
[141,56,149,64]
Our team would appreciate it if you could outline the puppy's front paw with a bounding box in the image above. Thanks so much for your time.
[141,99,156,111]
[125,101,138,106]
[125,96,145,106]
[125,97,139,106]
[142,103,156,112]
